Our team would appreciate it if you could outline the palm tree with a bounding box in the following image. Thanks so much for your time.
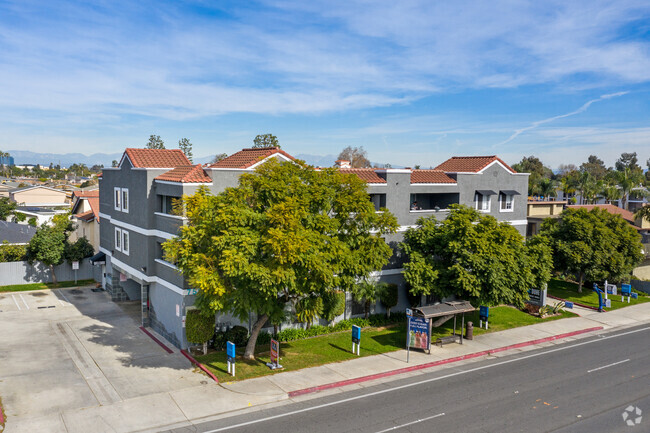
[601,182,621,205]
[559,173,578,201]
[538,178,558,199]
[615,167,645,210]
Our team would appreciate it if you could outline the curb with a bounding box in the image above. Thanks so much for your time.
[139,326,174,354]
[288,326,604,397]
[548,295,600,311]
[181,350,220,383]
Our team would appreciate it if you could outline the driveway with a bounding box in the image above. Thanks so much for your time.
[0,285,207,432]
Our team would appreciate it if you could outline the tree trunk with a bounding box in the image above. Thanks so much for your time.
[203,342,208,355]
[578,272,584,293]
[386,307,391,318]
[431,314,454,328]
[50,264,58,287]
[364,301,370,319]
[244,313,268,360]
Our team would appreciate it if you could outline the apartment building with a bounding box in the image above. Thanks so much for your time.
[99,147,528,348]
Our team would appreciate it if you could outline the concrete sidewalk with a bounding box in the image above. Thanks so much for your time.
[6,302,650,433]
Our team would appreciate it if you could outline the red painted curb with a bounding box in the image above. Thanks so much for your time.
[287,326,604,398]
[0,402,4,426]
[181,349,219,383]
[139,326,174,354]
[547,295,600,311]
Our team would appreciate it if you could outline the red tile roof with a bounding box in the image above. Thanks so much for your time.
[75,210,95,222]
[155,165,212,183]
[567,204,636,224]
[339,168,387,184]
[73,190,100,222]
[434,156,516,173]
[123,148,191,168]
[410,170,456,184]
[208,147,295,169]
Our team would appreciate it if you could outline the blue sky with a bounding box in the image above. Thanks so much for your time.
[1,0,650,168]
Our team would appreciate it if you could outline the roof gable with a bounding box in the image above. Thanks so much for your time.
[155,165,212,183]
[208,147,295,169]
[434,156,516,174]
[121,148,191,169]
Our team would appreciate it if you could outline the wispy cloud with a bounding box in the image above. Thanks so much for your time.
[495,91,629,146]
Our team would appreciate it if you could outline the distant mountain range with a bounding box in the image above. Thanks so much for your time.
[8,150,397,169]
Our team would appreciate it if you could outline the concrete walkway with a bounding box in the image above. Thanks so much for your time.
[4,302,650,433]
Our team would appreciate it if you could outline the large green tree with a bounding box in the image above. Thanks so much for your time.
[178,138,193,163]
[252,134,279,148]
[26,213,75,286]
[0,197,17,221]
[540,207,643,292]
[337,146,371,168]
[164,159,397,359]
[146,135,165,149]
[512,156,553,196]
[402,205,552,310]
[580,155,609,181]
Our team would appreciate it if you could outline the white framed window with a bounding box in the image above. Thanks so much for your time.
[500,193,514,212]
[474,193,490,212]
[114,227,122,252]
[121,188,129,213]
[122,230,130,256]
[114,187,121,211]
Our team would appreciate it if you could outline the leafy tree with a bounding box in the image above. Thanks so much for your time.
[351,280,379,319]
[12,212,26,223]
[402,205,552,310]
[211,153,228,164]
[615,152,641,172]
[252,134,279,148]
[26,225,67,286]
[378,282,398,317]
[146,134,165,149]
[321,290,345,323]
[513,156,554,196]
[615,166,645,210]
[635,205,650,223]
[27,217,37,227]
[580,155,608,180]
[0,241,27,262]
[185,309,215,355]
[0,197,17,221]
[64,237,94,264]
[163,159,398,359]
[178,138,193,163]
[540,207,643,292]
[112,160,118,167]
[295,296,323,328]
[337,146,371,168]
[537,178,558,199]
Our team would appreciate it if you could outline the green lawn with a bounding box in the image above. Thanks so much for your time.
[195,306,577,382]
[547,279,650,310]
[0,279,95,293]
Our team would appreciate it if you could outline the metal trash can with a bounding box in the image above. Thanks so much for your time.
[466,321,473,340]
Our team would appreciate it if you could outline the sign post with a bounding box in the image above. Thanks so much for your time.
[226,341,236,377]
[621,284,632,303]
[266,338,283,370]
[407,314,431,356]
[351,325,361,356]
[479,306,489,330]
[72,261,79,284]
[406,308,412,363]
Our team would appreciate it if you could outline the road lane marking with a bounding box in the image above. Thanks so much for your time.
[201,326,650,433]
[11,294,21,310]
[19,294,29,309]
[587,359,630,373]
[374,412,445,433]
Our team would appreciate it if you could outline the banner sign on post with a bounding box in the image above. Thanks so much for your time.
[408,316,430,350]
[479,306,489,329]
[226,341,236,377]
[351,325,361,355]
[266,339,283,370]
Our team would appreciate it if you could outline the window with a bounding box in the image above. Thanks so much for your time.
[160,195,182,215]
[114,227,122,252]
[500,193,514,211]
[122,230,130,256]
[474,193,491,211]
[114,187,121,211]
[369,194,386,211]
[121,188,129,213]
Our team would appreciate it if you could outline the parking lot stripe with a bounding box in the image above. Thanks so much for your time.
[11,294,21,310]
[57,289,71,306]
[19,294,29,309]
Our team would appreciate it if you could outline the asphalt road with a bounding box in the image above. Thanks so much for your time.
[172,325,650,433]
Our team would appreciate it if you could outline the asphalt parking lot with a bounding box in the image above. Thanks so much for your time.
[0,285,207,431]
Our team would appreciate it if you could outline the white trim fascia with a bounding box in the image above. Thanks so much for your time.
[443,171,480,175]
[505,220,528,226]
[410,209,450,213]
[101,167,120,171]
[369,268,404,277]
[367,183,388,187]
[117,153,131,169]
[154,212,187,221]
[100,212,177,240]
[155,258,179,271]
[410,183,458,186]
[248,153,294,170]
[154,180,213,186]
[10,185,69,194]
[18,203,69,208]
[374,169,412,174]
[102,247,185,295]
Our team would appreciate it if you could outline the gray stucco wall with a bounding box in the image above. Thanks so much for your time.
[0,258,95,286]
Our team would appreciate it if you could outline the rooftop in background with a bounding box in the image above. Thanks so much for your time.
[410,170,456,184]
[338,168,386,184]
[155,165,212,183]
[207,147,295,169]
[567,204,636,225]
[121,148,191,169]
[0,220,37,244]
[72,189,100,222]
[435,156,516,174]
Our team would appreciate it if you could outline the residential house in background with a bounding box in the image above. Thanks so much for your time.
[9,185,71,226]
[526,199,568,236]
[0,220,37,245]
[70,189,100,252]
[99,148,529,349]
